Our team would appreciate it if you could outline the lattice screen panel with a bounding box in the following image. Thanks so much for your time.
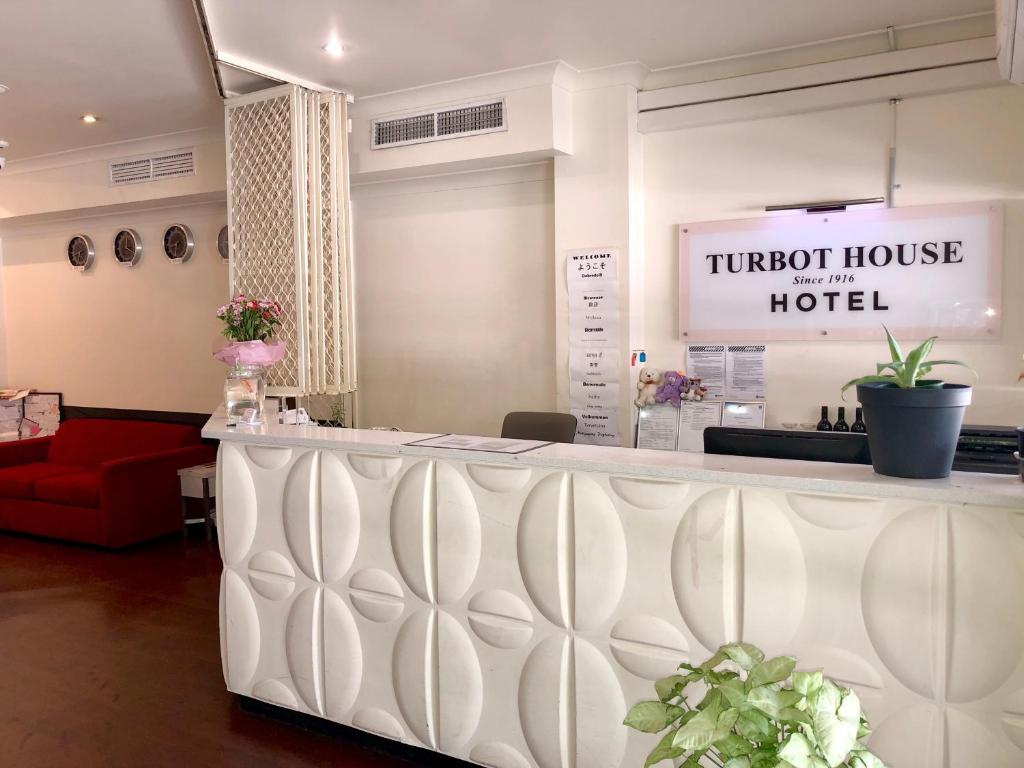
[225,85,355,395]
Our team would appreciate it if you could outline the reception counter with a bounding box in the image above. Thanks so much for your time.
[204,415,1024,768]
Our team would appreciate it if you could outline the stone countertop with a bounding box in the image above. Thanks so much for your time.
[203,415,1024,509]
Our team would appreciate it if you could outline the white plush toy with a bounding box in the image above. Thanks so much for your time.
[634,367,663,407]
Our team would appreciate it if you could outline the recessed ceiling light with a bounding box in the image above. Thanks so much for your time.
[322,40,344,57]
[0,84,8,95]
[81,114,98,124]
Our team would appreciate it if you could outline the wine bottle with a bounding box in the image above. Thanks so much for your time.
[851,407,867,434]
[816,406,833,431]
[833,406,850,432]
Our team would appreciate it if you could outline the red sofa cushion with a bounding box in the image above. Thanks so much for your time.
[0,463,82,500]
[47,419,201,468]
[34,470,102,508]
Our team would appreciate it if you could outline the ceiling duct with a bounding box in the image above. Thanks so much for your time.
[109,148,196,186]
[371,99,506,149]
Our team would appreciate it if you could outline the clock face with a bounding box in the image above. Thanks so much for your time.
[217,225,229,260]
[67,235,95,270]
[163,224,194,263]
[113,229,142,266]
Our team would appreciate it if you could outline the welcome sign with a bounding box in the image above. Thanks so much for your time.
[679,202,1002,341]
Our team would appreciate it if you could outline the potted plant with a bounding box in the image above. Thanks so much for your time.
[214,295,287,425]
[624,642,886,768]
[841,326,973,479]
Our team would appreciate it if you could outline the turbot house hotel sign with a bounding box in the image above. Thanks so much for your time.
[679,202,1002,341]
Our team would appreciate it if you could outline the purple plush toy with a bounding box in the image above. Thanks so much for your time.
[654,370,687,406]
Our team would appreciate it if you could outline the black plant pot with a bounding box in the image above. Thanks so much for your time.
[856,382,972,479]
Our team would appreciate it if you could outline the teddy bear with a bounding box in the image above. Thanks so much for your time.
[634,367,663,407]
[683,376,709,401]
[655,370,688,407]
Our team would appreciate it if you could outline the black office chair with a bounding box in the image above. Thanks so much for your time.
[501,412,577,444]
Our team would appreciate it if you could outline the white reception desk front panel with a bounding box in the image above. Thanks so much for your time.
[204,416,1024,768]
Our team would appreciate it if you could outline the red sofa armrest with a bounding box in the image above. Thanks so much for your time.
[99,445,217,547]
[0,436,53,467]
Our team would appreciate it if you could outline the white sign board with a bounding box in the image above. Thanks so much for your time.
[566,247,622,447]
[679,202,1002,341]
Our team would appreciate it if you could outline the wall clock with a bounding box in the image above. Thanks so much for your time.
[67,234,95,272]
[217,225,229,261]
[163,223,194,263]
[113,228,142,266]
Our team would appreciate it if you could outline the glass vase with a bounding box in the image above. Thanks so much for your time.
[224,364,266,425]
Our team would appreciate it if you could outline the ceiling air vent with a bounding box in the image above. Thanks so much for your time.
[109,148,195,186]
[371,98,506,149]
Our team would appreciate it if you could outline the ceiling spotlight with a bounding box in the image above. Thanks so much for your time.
[81,114,98,124]
[0,84,8,95]
[322,40,344,57]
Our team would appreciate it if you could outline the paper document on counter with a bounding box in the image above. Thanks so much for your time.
[636,405,679,450]
[677,401,723,452]
[405,434,552,454]
[722,401,767,429]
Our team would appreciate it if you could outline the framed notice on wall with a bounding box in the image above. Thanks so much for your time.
[679,201,1002,341]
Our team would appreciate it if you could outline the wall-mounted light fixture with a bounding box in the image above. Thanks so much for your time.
[765,197,886,214]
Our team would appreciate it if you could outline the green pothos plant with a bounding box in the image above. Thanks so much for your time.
[623,642,887,768]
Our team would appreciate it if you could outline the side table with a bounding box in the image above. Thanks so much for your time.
[178,461,217,540]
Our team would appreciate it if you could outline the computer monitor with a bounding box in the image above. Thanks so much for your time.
[704,427,871,465]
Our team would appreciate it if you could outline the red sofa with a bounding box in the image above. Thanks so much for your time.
[0,418,215,548]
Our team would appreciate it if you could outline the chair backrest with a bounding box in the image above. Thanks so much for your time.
[500,412,577,444]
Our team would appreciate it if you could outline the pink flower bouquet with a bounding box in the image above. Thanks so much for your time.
[213,294,287,367]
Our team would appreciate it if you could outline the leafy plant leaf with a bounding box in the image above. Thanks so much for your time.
[747,686,803,719]
[723,758,752,768]
[883,325,903,364]
[846,747,888,768]
[671,697,722,751]
[624,701,685,733]
[747,656,797,689]
[900,336,937,387]
[736,709,775,741]
[715,733,755,759]
[779,707,812,725]
[793,670,824,697]
[643,728,685,767]
[779,733,815,768]
[712,708,740,742]
[700,648,728,670]
[721,642,765,671]
[809,682,861,767]
[719,677,749,708]
[655,674,688,702]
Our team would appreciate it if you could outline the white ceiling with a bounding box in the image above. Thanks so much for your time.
[203,0,992,96]
[0,0,992,161]
[0,0,221,161]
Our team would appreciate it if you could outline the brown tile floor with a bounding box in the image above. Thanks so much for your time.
[0,532,438,768]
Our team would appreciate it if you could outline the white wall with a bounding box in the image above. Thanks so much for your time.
[0,128,226,219]
[643,85,1024,428]
[352,164,556,435]
[0,201,229,412]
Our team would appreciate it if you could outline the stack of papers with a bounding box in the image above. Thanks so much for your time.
[0,400,23,435]
[24,394,60,437]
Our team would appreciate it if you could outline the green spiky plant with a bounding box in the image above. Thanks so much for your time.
[841,326,973,393]
[623,642,886,768]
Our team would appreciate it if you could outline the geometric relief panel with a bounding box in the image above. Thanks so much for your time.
[863,505,1024,703]
[670,487,805,652]
[217,443,1024,768]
